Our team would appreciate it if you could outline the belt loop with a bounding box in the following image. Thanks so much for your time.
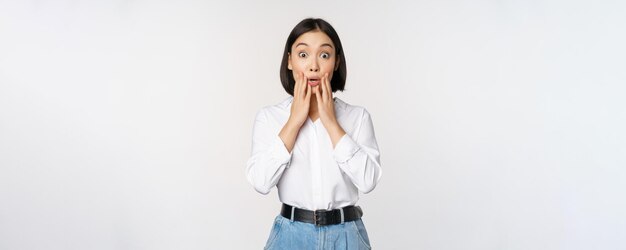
[339,207,345,225]
[290,206,295,222]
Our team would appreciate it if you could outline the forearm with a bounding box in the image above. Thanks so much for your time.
[332,134,382,194]
[278,119,302,153]
[325,121,347,148]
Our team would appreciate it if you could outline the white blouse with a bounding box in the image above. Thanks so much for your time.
[246,96,382,210]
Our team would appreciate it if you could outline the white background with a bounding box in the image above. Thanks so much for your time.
[1,0,625,249]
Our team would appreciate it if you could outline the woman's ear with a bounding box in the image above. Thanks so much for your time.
[334,56,340,71]
[287,52,292,70]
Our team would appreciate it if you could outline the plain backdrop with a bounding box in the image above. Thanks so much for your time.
[1,0,625,249]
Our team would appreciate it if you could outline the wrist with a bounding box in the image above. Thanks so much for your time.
[286,117,304,130]
[283,117,303,132]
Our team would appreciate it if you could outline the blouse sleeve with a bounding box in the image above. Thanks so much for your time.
[245,109,293,195]
[332,108,383,194]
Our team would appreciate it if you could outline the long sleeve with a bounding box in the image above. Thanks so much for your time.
[245,109,293,195]
[332,109,382,194]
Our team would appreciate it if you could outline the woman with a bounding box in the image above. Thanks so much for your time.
[246,18,382,250]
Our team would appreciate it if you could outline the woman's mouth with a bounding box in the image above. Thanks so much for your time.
[308,78,320,86]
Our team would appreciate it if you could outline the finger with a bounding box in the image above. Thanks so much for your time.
[322,73,329,101]
[302,75,308,98]
[315,82,322,106]
[299,72,306,98]
[297,72,305,99]
[294,72,301,98]
[305,78,312,102]
[327,73,334,101]
[295,72,302,97]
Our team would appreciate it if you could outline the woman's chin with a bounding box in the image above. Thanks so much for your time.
[311,86,319,94]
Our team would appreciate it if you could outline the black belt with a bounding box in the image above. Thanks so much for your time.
[280,203,363,226]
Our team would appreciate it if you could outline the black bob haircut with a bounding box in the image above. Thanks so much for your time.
[279,18,347,96]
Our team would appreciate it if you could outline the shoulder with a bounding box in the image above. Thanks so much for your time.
[335,97,371,119]
[254,96,293,121]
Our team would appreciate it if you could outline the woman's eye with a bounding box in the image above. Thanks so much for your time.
[320,52,330,59]
[298,52,307,58]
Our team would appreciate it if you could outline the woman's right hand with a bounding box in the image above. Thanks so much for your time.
[288,72,311,127]
[278,72,311,153]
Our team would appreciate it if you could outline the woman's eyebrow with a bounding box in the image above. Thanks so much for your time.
[295,42,334,49]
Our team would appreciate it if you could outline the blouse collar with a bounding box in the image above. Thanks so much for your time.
[280,96,346,111]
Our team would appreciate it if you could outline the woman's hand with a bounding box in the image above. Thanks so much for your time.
[288,72,312,127]
[279,72,311,153]
[316,73,346,147]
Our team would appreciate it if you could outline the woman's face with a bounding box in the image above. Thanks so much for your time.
[288,30,339,95]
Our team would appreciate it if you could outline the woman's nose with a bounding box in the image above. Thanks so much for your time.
[309,59,319,72]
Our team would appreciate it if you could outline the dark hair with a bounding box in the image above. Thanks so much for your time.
[280,18,347,96]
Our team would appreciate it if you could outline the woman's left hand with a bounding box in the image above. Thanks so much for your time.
[316,73,346,147]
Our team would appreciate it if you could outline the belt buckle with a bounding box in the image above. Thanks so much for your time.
[313,209,321,226]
